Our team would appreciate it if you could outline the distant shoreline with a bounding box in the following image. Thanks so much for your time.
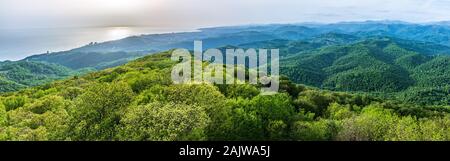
[2,20,450,61]
[0,26,198,61]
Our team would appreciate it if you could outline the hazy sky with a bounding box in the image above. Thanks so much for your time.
[1,0,450,29]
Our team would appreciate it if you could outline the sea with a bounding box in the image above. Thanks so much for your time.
[0,26,196,61]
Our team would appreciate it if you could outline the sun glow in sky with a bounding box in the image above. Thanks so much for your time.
[100,0,149,13]
[1,0,450,61]
[0,0,162,28]
[1,0,450,29]
[107,27,132,40]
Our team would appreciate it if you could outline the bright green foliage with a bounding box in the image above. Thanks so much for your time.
[1,126,49,141]
[0,61,73,92]
[226,94,295,140]
[291,119,338,141]
[250,94,295,125]
[0,104,8,141]
[0,51,448,141]
[134,85,167,105]
[267,120,288,140]
[69,82,134,141]
[385,116,422,141]
[217,84,260,99]
[1,95,70,141]
[161,84,232,140]
[2,96,26,112]
[118,102,209,141]
[27,95,65,114]
[418,117,450,141]
[252,94,295,140]
[59,87,84,100]
[119,70,171,93]
[226,100,264,141]
[326,103,355,120]
[335,105,450,141]
[337,105,398,141]
[25,51,147,70]
[0,104,6,126]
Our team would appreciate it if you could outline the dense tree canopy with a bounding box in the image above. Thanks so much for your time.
[0,51,449,141]
[118,102,209,141]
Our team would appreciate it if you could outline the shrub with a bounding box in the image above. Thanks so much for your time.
[2,96,26,112]
[119,102,209,141]
[69,82,134,140]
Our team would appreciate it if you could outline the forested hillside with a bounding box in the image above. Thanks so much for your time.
[0,51,449,141]
[0,22,449,141]
[237,33,360,57]
[22,21,450,69]
[0,61,74,92]
[274,38,450,105]
[25,51,149,70]
[1,50,148,92]
[7,21,450,96]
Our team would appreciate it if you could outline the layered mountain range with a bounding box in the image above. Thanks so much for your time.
[1,21,449,106]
